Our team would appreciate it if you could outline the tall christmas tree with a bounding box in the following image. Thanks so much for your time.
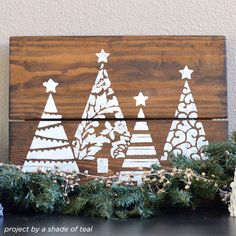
[73,49,130,165]
[120,92,160,185]
[161,66,209,161]
[22,78,79,172]
[229,166,236,217]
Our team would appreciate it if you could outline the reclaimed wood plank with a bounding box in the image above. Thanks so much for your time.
[9,120,227,177]
[10,36,226,120]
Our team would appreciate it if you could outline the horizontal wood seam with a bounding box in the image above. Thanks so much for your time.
[9,118,228,122]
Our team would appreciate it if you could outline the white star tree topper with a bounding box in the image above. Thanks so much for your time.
[179,65,194,80]
[95,49,110,63]
[43,78,59,93]
[133,92,149,107]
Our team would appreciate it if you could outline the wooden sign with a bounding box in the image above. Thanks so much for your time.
[9,36,227,183]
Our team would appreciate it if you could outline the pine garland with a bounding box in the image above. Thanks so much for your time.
[1,134,236,219]
[0,164,66,214]
[66,182,159,219]
[171,141,236,188]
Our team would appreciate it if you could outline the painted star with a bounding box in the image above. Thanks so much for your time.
[179,65,194,80]
[43,78,59,93]
[95,49,110,63]
[133,92,149,107]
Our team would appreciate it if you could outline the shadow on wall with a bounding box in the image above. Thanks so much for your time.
[0,44,9,162]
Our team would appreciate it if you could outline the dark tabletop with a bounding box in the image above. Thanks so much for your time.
[1,207,236,236]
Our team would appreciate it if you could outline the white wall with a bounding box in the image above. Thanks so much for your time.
[0,0,235,161]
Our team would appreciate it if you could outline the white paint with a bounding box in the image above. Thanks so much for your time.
[175,81,198,119]
[35,125,68,140]
[97,158,108,173]
[95,49,110,63]
[22,160,79,172]
[130,134,153,143]
[127,146,156,150]
[38,119,61,128]
[161,72,209,160]
[126,147,157,156]
[44,94,58,114]
[120,96,160,182]
[22,84,79,173]
[179,65,193,80]
[133,92,148,107]
[43,78,59,93]
[134,121,149,131]
[137,108,145,119]
[41,113,62,120]
[73,51,130,162]
[0,0,236,162]
[27,146,74,160]
[30,136,68,149]
[122,159,160,168]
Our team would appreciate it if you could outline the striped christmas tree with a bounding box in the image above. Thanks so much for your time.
[120,92,160,185]
[22,79,79,172]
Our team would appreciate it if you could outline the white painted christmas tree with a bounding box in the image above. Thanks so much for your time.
[120,92,160,185]
[229,166,236,217]
[73,49,130,170]
[161,66,209,161]
[22,79,79,172]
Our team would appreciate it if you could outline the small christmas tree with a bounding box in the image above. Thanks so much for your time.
[161,66,209,160]
[120,92,160,185]
[229,166,236,217]
[73,49,130,169]
[22,79,79,172]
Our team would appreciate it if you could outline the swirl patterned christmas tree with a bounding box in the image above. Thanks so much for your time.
[161,66,209,160]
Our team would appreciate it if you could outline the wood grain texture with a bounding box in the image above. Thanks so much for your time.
[10,36,226,120]
[9,120,227,176]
